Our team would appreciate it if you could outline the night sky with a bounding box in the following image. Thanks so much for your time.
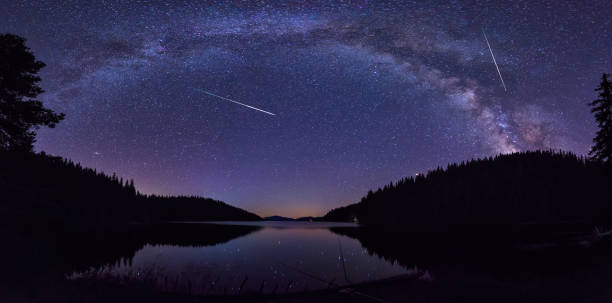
[2,1,609,217]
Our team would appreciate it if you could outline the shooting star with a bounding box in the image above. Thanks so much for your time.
[482,29,507,92]
[193,88,276,116]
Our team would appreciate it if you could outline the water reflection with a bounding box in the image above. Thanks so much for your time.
[57,223,262,274]
[70,222,412,295]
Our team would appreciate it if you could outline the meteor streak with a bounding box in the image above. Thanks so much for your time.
[482,29,507,92]
[193,88,276,116]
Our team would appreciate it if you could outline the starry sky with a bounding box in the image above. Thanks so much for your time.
[2,1,610,217]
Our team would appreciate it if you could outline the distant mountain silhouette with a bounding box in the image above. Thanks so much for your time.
[296,216,320,221]
[264,215,296,221]
[324,150,612,227]
[0,151,260,230]
[264,215,323,221]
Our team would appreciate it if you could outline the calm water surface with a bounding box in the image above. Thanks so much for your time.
[70,221,413,295]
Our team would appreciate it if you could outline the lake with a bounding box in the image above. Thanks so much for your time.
[68,221,415,295]
[6,220,611,302]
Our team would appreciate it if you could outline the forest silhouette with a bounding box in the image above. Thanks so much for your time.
[0,33,260,230]
[0,151,261,231]
[324,73,609,229]
[2,32,611,233]
[325,150,612,228]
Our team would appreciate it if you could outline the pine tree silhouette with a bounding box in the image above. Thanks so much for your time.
[324,151,612,226]
[589,73,612,163]
[0,33,64,152]
[0,151,261,229]
[0,34,260,229]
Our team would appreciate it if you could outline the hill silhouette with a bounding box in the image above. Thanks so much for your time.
[264,215,295,221]
[0,151,260,230]
[324,150,612,227]
[264,215,322,221]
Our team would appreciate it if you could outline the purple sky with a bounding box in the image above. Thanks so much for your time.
[2,1,610,217]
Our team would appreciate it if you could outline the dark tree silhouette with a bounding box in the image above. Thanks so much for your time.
[0,34,259,228]
[0,151,261,230]
[0,33,64,152]
[324,151,612,227]
[589,73,612,163]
